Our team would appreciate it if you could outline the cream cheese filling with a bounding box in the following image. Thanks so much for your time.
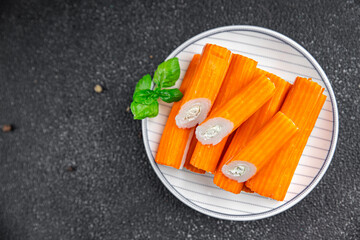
[228,165,247,177]
[184,105,201,121]
[200,124,222,140]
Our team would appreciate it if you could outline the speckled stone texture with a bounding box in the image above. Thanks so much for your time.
[0,0,359,239]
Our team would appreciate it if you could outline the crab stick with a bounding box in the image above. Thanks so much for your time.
[175,44,232,128]
[155,54,200,169]
[246,77,326,201]
[195,74,275,146]
[183,133,206,174]
[221,112,298,183]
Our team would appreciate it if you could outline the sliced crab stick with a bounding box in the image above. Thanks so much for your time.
[195,74,275,146]
[221,111,298,183]
[175,44,232,128]
[155,54,200,169]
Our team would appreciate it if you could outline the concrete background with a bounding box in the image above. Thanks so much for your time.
[0,0,359,239]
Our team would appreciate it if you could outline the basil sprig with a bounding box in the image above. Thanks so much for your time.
[131,58,183,120]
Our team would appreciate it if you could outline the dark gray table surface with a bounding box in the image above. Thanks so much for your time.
[0,0,359,239]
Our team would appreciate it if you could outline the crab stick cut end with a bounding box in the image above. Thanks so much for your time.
[222,161,257,183]
[175,98,212,128]
[195,117,234,145]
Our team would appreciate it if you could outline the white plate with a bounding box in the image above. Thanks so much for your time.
[142,26,339,221]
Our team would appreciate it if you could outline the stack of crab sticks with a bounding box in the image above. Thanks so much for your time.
[155,44,326,201]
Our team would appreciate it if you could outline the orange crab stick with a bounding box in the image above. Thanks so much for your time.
[195,74,275,146]
[213,71,291,193]
[155,54,201,169]
[175,44,232,128]
[183,133,206,174]
[189,55,258,173]
[221,112,298,183]
[246,77,326,201]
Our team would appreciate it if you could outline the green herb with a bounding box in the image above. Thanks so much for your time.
[153,58,181,88]
[159,89,183,103]
[131,101,159,120]
[131,58,182,120]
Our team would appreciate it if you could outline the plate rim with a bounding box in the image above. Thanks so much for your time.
[141,25,339,221]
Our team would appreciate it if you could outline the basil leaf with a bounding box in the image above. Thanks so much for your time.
[133,74,152,98]
[130,101,159,120]
[130,58,182,120]
[159,89,183,103]
[133,89,159,104]
[153,58,180,88]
